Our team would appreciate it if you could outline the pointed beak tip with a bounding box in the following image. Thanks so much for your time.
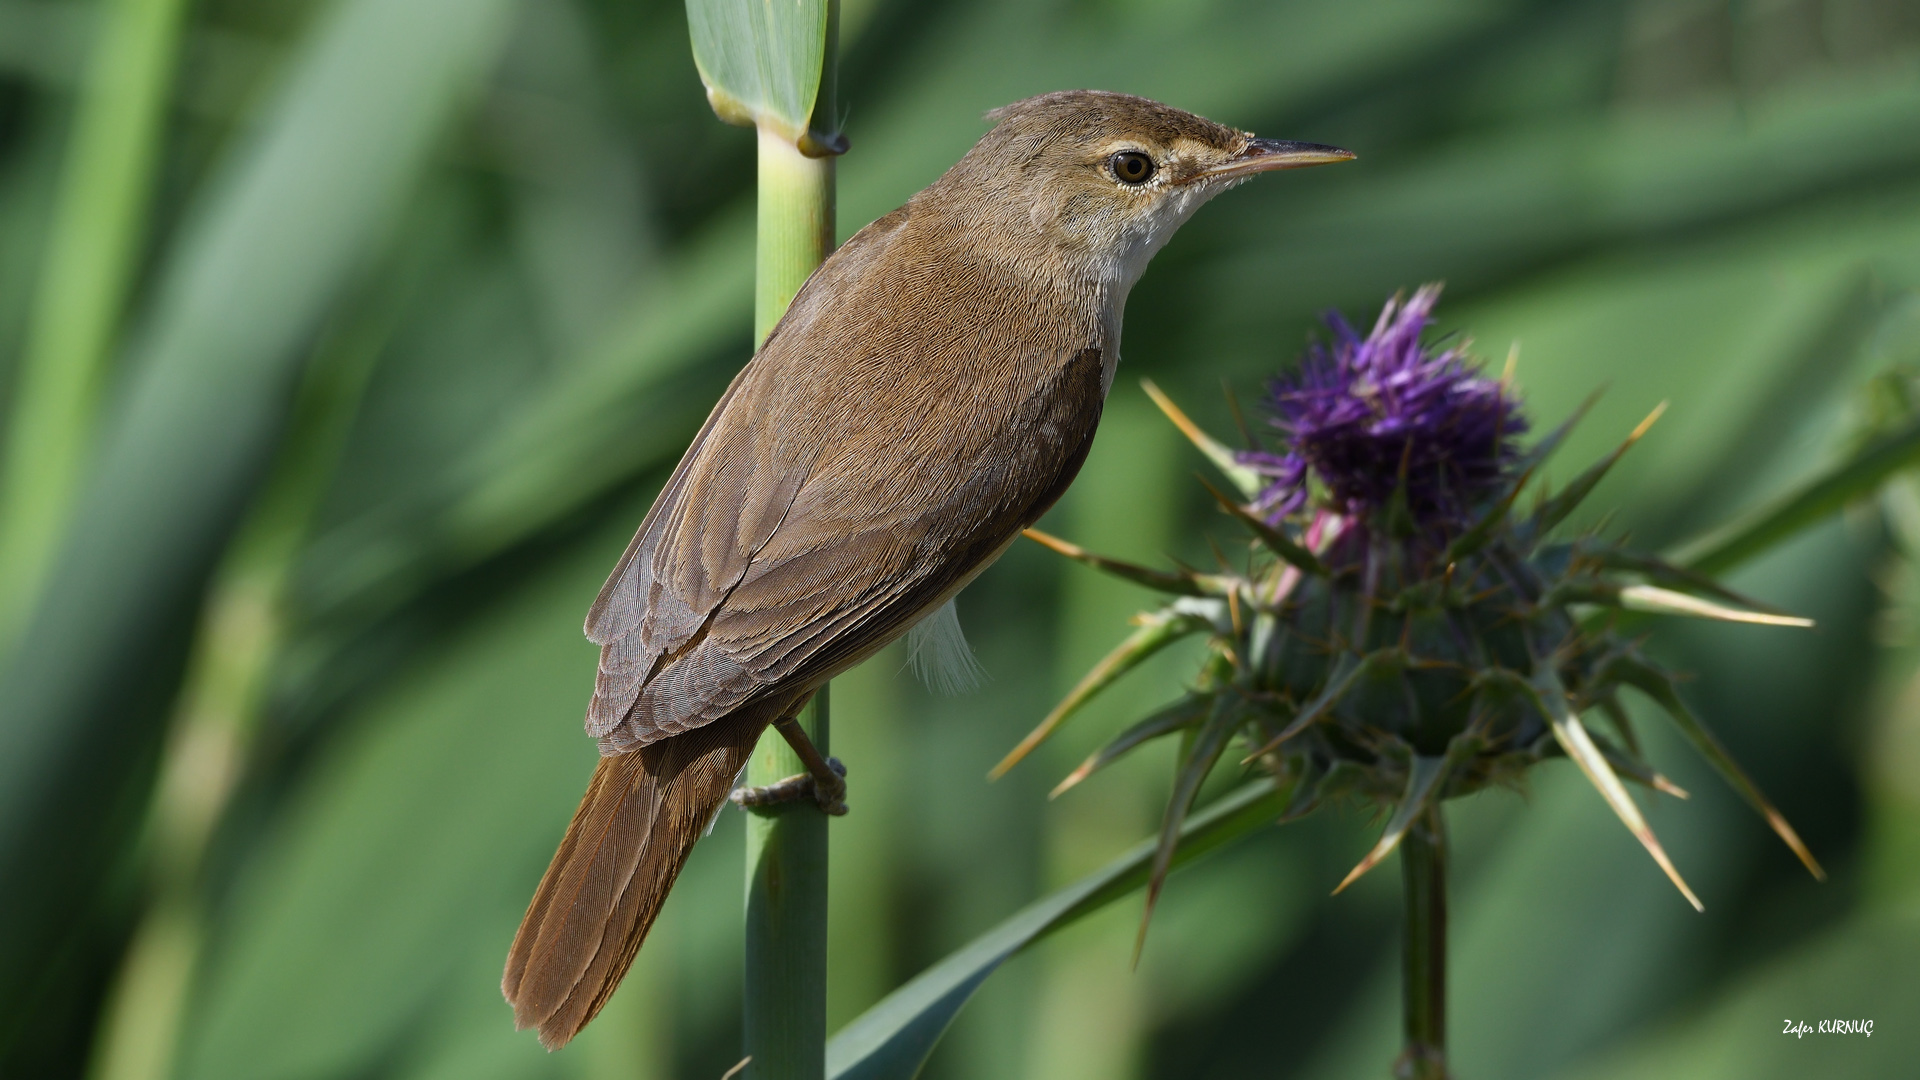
[1189,140,1355,184]
[1244,139,1356,167]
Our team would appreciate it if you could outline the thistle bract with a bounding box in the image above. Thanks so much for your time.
[1000,284,1823,932]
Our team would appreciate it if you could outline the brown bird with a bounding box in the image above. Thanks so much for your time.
[502,90,1352,1048]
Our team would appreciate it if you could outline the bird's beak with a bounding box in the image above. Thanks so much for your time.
[1185,139,1354,184]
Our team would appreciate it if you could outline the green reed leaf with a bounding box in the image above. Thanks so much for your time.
[687,0,840,151]
[0,0,189,644]
[1672,410,1920,577]
[0,0,516,1029]
[825,779,1285,1080]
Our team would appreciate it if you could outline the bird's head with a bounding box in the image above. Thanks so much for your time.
[934,90,1353,289]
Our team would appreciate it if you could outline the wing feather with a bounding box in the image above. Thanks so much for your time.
[584,204,1105,752]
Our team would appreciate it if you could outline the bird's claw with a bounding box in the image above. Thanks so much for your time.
[730,757,848,816]
[811,756,849,815]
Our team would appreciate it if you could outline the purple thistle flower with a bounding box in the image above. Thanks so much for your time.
[1241,285,1525,528]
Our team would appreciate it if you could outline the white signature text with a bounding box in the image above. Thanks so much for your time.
[1783,1018,1872,1038]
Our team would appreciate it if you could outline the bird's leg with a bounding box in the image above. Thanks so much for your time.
[729,716,848,816]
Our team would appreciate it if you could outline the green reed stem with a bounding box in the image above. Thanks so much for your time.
[82,289,392,1080]
[1396,807,1450,1080]
[742,7,838,1072]
[744,687,832,1080]
[0,0,189,647]
[751,127,836,349]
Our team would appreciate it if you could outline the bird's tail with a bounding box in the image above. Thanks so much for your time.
[503,711,764,1049]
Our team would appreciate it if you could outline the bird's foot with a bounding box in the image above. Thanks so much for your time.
[729,756,848,816]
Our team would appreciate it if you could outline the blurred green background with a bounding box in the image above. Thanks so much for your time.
[3,0,1919,1077]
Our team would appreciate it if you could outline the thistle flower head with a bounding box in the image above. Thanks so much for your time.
[1241,285,1526,527]
[1004,284,1825,947]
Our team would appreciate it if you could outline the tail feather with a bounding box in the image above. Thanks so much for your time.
[504,711,764,1049]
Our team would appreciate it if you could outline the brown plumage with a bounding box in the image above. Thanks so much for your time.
[503,90,1352,1049]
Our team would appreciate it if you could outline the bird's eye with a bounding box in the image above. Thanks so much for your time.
[1109,151,1155,185]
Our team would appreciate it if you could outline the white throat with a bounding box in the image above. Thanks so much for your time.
[1089,182,1218,396]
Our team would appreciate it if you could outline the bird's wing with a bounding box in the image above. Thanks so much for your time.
[580,207,914,734]
[582,205,919,657]
[583,302,1104,752]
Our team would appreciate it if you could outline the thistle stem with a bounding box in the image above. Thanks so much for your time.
[1396,806,1449,1080]
[741,8,837,1071]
